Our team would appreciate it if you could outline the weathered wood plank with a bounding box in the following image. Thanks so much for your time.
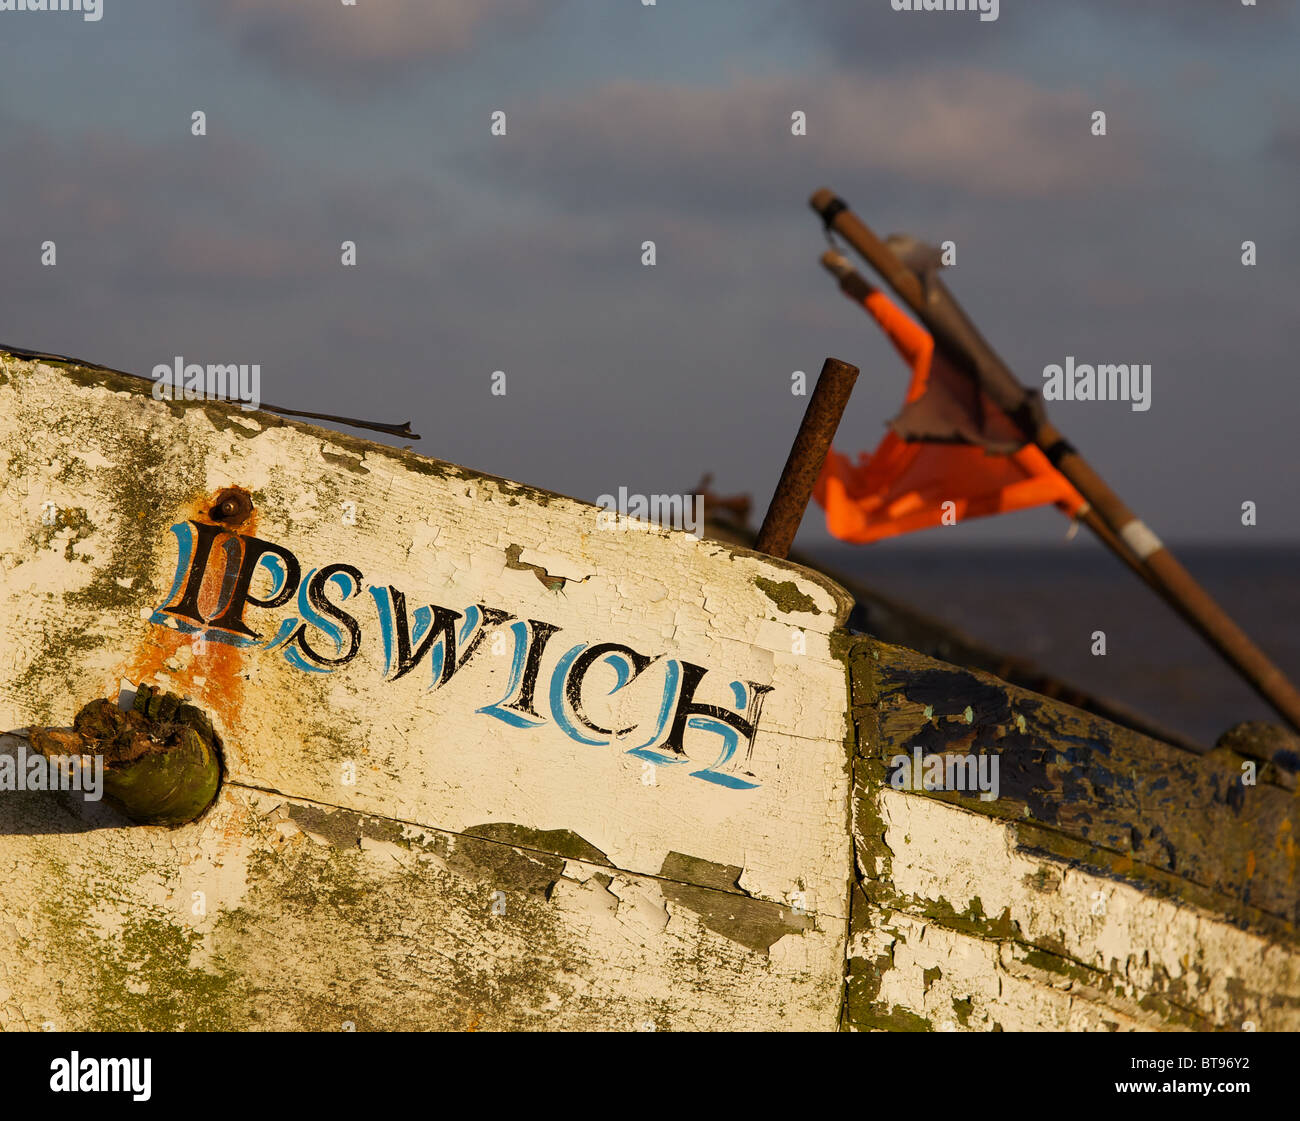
[0,351,855,1030]
[862,640,1300,935]
[851,792,1300,1031]
[844,637,1300,1031]
[6,348,1299,1032]
[0,775,839,1031]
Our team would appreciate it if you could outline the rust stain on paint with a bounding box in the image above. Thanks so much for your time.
[122,488,257,739]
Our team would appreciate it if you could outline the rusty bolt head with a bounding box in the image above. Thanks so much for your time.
[210,487,253,525]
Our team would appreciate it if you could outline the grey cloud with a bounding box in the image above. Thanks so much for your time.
[203,0,540,87]
[2,9,1297,547]
[0,113,443,405]
[1077,0,1295,33]
[1267,117,1300,163]
[483,68,1147,219]
[796,0,1294,63]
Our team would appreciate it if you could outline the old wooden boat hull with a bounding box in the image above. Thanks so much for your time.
[1,347,1296,1031]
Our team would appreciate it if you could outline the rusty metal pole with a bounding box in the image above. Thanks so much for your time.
[756,357,859,559]
[810,187,1300,733]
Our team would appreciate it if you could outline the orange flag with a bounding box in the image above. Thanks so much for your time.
[814,287,1085,544]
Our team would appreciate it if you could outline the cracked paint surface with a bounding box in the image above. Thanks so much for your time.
[0,781,843,1030]
[844,637,1300,1032]
[0,351,853,1030]
[4,350,1296,1032]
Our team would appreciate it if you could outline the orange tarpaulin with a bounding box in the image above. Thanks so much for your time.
[814,289,1085,544]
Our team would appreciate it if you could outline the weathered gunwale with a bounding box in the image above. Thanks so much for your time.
[1,345,1296,1032]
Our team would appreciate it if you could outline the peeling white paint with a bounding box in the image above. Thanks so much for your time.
[864,789,1300,1030]
[0,354,854,1030]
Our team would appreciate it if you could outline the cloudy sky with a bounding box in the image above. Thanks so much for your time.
[2,0,1297,546]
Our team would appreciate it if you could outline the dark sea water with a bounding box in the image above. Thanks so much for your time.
[805,543,1300,747]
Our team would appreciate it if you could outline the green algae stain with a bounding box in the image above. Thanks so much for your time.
[36,893,240,1031]
[26,505,95,562]
[12,412,205,723]
[64,426,203,614]
[212,832,596,1030]
[855,1004,934,1032]
[321,447,370,474]
[918,894,1019,941]
[465,823,613,868]
[753,577,821,616]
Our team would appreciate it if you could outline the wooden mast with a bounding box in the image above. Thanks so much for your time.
[811,187,1300,734]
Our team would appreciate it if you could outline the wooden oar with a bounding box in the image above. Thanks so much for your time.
[812,189,1300,733]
